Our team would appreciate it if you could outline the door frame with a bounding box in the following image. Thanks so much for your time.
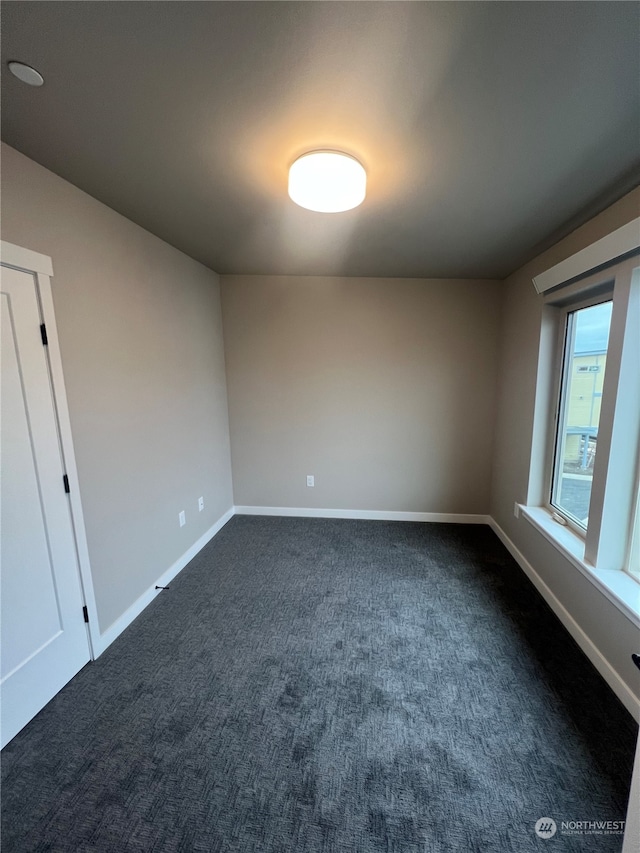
[1,240,99,658]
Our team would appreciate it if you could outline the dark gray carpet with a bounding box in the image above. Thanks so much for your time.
[1,517,636,852]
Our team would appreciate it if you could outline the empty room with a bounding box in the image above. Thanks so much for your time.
[1,2,639,851]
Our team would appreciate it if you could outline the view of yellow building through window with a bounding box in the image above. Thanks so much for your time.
[563,351,607,470]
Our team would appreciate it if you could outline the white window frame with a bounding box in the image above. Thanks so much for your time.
[626,463,640,581]
[546,290,614,538]
[540,257,639,575]
[522,234,640,627]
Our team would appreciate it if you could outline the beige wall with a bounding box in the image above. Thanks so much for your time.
[221,275,502,513]
[1,143,233,633]
[490,186,640,704]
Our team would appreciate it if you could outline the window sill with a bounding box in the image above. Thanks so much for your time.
[520,505,640,628]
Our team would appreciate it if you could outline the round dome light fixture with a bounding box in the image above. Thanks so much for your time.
[288,151,366,213]
[7,61,44,87]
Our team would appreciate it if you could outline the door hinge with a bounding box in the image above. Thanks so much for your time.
[63,474,70,493]
[40,323,48,345]
[82,606,89,623]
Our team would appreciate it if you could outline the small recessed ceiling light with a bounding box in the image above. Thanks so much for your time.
[8,61,44,87]
[288,151,366,213]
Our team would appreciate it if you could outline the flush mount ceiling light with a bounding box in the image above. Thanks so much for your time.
[7,61,44,86]
[288,151,366,213]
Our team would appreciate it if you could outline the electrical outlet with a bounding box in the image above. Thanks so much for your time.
[306,475,315,488]
[198,496,204,512]
[513,502,520,519]
[179,510,186,527]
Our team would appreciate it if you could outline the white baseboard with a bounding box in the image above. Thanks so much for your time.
[488,517,640,721]
[234,505,491,524]
[91,507,234,657]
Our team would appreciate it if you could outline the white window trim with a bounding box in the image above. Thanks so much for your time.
[546,290,613,536]
[532,217,640,294]
[626,466,640,581]
[537,258,639,571]
[524,239,640,626]
[520,505,640,629]
[584,263,639,568]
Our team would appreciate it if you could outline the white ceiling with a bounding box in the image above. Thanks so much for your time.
[2,1,639,278]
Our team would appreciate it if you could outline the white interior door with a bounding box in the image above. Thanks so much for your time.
[1,264,90,748]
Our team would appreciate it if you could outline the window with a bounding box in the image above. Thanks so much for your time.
[550,299,612,529]
[524,222,640,625]
[531,255,640,588]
